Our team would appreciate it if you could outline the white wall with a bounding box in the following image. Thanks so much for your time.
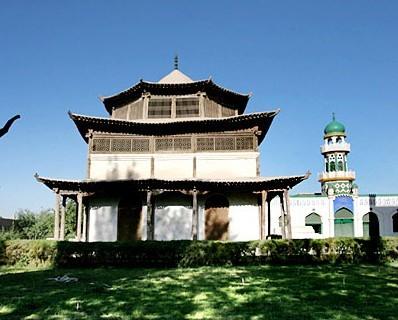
[89,152,259,180]
[355,195,398,237]
[286,194,398,239]
[154,194,193,240]
[228,193,259,241]
[196,153,258,178]
[89,154,151,179]
[271,196,330,239]
[154,155,193,179]
[88,197,118,242]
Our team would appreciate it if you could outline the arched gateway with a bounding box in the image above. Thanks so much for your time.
[334,207,354,237]
[362,212,380,238]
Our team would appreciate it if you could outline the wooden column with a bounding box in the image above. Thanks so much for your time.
[146,190,154,240]
[83,202,90,242]
[261,191,268,240]
[82,202,87,242]
[284,189,292,239]
[60,196,66,241]
[191,189,198,240]
[54,193,61,240]
[267,196,271,237]
[76,193,83,241]
[279,193,286,239]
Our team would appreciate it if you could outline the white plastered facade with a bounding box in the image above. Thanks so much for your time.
[267,194,398,239]
[88,152,258,180]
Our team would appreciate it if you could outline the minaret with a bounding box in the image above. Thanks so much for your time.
[319,114,357,196]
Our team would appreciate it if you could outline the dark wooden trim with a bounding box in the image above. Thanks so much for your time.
[60,196,66,241]
[101,79,250,115]
[54,193,61,240]
[76,193,83,241]
[192,189,198,240]
[146,190,154,240]
[37,175,309,194]
[69,111,279,145]
[279,193,286,239]
[284,189,292,239]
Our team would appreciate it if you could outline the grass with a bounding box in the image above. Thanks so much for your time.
[0,264,397,320]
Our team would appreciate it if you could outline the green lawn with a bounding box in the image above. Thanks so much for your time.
[0,264,397,320]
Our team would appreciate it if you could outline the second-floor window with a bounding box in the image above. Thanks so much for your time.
[176,97,199,118]
[148,98,172,118]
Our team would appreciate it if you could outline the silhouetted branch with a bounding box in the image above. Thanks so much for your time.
[0,115,20,138]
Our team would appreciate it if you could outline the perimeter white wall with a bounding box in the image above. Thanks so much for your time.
[284,194,398,239]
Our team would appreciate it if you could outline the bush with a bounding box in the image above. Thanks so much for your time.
[2,240,57,267]
[1,238,397,268]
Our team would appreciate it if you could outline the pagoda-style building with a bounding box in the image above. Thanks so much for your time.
[36,63,308,242]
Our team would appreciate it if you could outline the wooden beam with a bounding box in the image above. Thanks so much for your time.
[146,190,154,240]
[192,189,198,240]
[279,193,286,239]
[76,193,83,241]
[284,189,292,239]
[82,202,87,242]
[54,193,61,240]
[267,197,271,237]
[60,196,66,241]
[261,190,268,239]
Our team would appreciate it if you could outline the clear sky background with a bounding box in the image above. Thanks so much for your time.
[0,1,397,218]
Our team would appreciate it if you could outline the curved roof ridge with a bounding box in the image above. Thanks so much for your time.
[69,110,280,144]
[207,79,250,97]
[36,174,309,193]
[69,109,280,124]
[100,79,143,101]
[100,78,251,115]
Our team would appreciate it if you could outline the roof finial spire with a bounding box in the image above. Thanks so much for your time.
[174,54,179,70]
[332,112,335,121]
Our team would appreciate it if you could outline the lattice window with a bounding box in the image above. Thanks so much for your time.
[91,138,111,152]
[111,138,131,152]
[155,138,173,151]
[176,98,199,118]
[196,137,215,151]
[236,136,254,150]
[148,98,172,118]
[174,137,192,151]
[131,138,150,152]
[215,137,235,151]
[221,106,235,117]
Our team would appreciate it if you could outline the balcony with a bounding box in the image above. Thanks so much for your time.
[318,171,356,182]
[321,142,350,154]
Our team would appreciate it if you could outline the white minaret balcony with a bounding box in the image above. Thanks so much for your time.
[321,142,350,154]
[318,171,356,182]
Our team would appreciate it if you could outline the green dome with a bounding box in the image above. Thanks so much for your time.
[324,114,345,135]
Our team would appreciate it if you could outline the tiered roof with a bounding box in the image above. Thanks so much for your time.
[69,110,280,144]
[36,174,309,194]
[100,72,250,115]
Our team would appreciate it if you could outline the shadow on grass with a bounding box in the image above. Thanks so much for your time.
[0,264,397,319]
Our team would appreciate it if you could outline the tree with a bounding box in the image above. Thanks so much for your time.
[2,199,78,240]
[13,209,53,240]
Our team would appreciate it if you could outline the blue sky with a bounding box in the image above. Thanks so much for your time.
[0,1,397,217]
